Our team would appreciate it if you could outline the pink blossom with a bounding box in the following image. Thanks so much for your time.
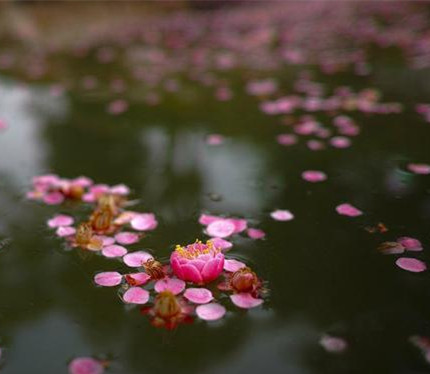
[170,240,224,284]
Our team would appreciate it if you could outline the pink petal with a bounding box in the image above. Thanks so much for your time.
[102,245,127,258]
[184,288,213,304]
[330,136,351,148]
[206,219,236,238]
[109,184,130,195]
[181,264,203,284]
[114,232,140,245]
[123,287,149,304]
[206,134,224,145]
[277,133,297,146]
[224,259,246,272]
[56,226,76,237]
[196,303,226,321]
[43,192,64,205]
[123,251,153,267]
[47,214,74,228]
[301,170,327,183]
[230,293,263,308]
[199,214,221,225]
[320,335,348,353]
[247,228,266,239]
[130,213,158,231]
[68,357,104,374]
[230,219,247,233]
[107,99,128,115]
[125,272,151,286]
[397,237,423,252]
[94,271,122,287]
[270,209,294,221]
[396,257,427,273]
[407,163,430,175]
[94,235,115,246]
[336,203,363,217]
[210,237,233,250]
[154,278,186,295]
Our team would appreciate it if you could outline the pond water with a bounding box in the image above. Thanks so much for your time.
[1,2,430,374]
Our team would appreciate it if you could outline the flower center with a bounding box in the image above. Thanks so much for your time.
[154,291,181,319]
[175,240,219,259]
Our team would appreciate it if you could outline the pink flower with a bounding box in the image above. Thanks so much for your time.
[170,240,224,284]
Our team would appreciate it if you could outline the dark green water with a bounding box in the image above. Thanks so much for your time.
[1,54,430,374]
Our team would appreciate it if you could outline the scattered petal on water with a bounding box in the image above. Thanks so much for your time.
[230,293,263,309]
[123,287,149,304]
[123,251,153,267]
[206,134,224,145]
[247,228,266,239]
[270,209,294,221]
[206,219,236,238]
[56,226,76,237]
[48,214,74,227]
[210,237,233,250]
[196,303,226,321]
[43,192,64,205]
[115,232,140,245]
[130,213,158,231]
[320,335,348,353]
[277,133,297,146]
[330,136,351,148]
[396,257,427,272]
[94,235,115,246]
[336,203,363,217]
[94,272,122,287]
[107,99,128,115]
[125,272,151,286]
[184,288,213,304]
[68,357,104,374]
[397,237,423,252]
[224,259,246,272]
[102,245,127,258]
[407,163,430,175]
[301,170,327,183]
[154,278,186,295]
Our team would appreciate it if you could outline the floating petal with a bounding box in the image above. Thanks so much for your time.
[184,288,213,304]
[154,278,185,295]
[196,303,226,321]
[230,293,263,308]
[123,287,149,304]
[94,272,122,287]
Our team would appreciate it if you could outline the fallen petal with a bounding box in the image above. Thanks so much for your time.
[301,170,327,183]
[196,303,226,321]
[94,272,122,287]
[154,278,186,295]
[125,272,151,286]
[56,226,76,237]
[224,259,246,272]
[397,237,423,252]
[230,293,263,308]
[396,257,427,272]
[336,203,363,217]
[47,214,74,228]
[123,287,149,304]
[320,335,348,353]
[102,245,127,258]
[68,357,104,374]
[130,213,158,231]
[123,251,153,267]
[270,209,294,221]
[115,232,140,245]
[184,288,213,304]
[206,219,236,238]
[247,228,266,239]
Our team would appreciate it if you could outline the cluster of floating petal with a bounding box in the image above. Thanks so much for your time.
[29,176,267,329]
